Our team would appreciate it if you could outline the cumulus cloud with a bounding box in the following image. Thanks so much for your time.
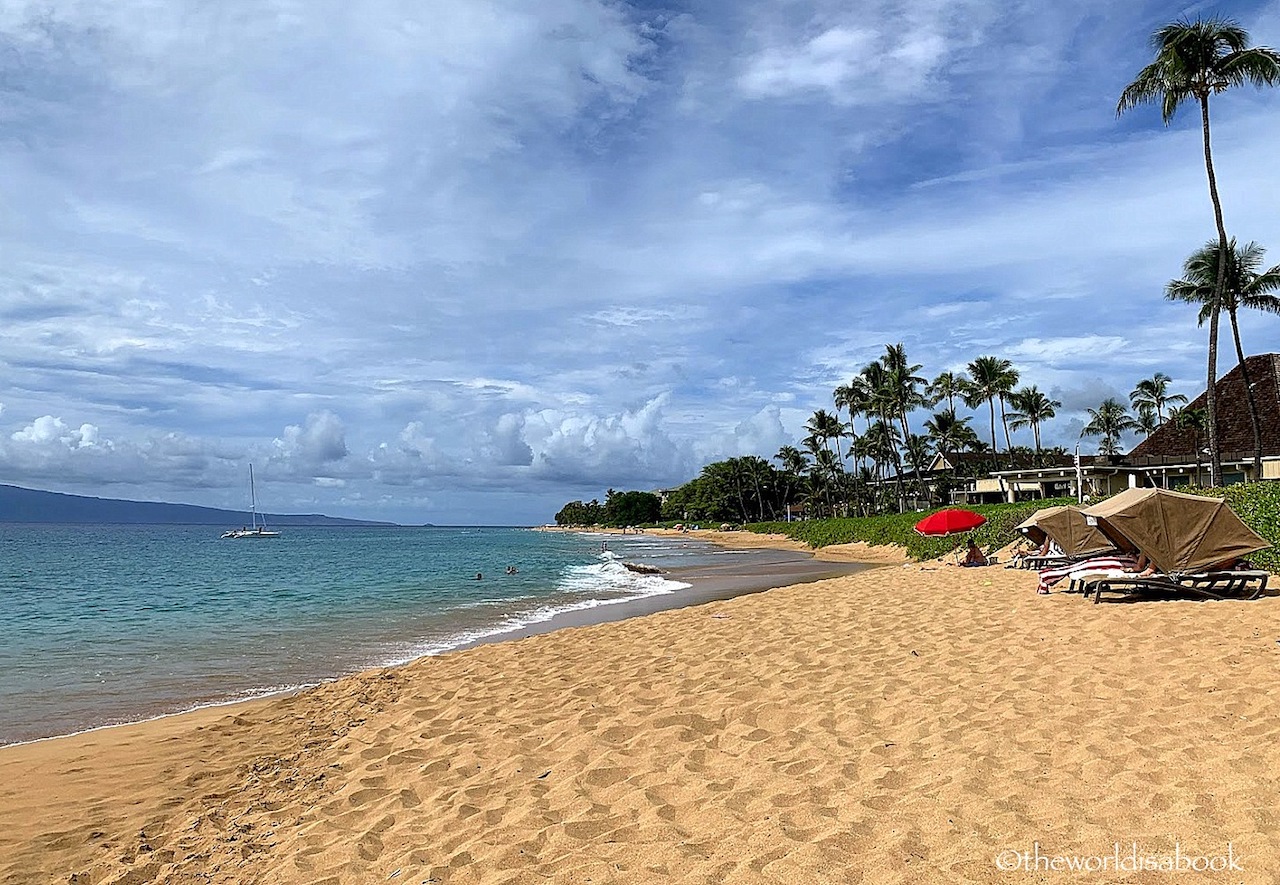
[523,395,693,485]
[272,411,349,466]
[11,416,101,448]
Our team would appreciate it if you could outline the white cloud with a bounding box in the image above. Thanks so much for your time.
[273,412,349,466]
[11,416,101,448]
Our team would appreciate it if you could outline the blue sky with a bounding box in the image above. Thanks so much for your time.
[2,0,1280,525]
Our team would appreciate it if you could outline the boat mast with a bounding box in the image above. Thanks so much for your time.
[249,463,259,531]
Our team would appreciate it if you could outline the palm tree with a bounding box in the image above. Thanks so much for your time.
[1135,404,1160,438]
[1081,398,1139,456]
[1129,372,1187,425]
[805,409,844,461]
[1167,238,1280,475]
[775,445,809,517]
[1169,405,1208,485]
[856,360,906,510]
[881,344,929,503]
[964,356,1017,465]
[1007,386,1061,457]
[926,370,967,414]
[924,408,979,462]
[832,382,861,462]
[1118,16,1280,485]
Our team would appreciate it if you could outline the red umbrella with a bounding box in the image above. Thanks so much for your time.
[914,508,986,537]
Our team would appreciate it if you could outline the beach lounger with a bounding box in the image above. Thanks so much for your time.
[1036,555,1138,594]
[1017,550,1118,571]
[1089,570,1270,603]
[1067,568,1131,595]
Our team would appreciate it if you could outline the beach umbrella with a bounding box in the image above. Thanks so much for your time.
[914,508,986,537]
[1014,506,1063,545]
[1016,505,1114,556]
[1082,488,1270,575]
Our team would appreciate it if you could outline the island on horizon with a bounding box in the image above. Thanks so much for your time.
[0,483,395,527]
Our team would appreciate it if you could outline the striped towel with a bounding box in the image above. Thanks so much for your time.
[1038,556,1138,593]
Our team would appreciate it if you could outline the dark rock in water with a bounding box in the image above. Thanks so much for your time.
[622,561,661,575]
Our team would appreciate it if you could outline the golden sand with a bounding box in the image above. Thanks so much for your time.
[3,538,1279,884]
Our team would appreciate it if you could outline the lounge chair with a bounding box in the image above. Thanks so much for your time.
[1036,555,1138,594]
[1016,549,1118,571]
[1088,570,1270,603]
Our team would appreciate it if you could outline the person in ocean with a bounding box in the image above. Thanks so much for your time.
[474,572,483,580]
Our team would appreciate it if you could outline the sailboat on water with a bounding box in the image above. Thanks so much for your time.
[220,464,281,539]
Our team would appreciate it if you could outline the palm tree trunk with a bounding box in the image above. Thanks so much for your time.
[1227,305,1264,479]
[898,412,925,508]
[999,396,1013,453]
[1200,95,1226,487]
[987,397,998,469]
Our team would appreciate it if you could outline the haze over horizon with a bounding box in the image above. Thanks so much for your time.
[3,0,1280,525]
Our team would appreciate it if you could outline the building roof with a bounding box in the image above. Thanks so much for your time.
[1127,353,1280,464]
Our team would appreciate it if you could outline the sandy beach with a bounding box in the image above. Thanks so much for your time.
[4,532,1279,884]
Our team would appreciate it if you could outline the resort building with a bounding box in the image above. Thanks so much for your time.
[948,353,1280,504]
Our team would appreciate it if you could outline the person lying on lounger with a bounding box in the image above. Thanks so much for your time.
[1036,553,1140,594]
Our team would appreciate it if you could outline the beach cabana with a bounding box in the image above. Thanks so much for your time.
[1015,505,1114,558]
[1081,488,1270,576]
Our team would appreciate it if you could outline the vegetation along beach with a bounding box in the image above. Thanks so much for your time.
[5,6,1280,885]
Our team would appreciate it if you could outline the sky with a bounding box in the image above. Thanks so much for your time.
[2,0,1280,526]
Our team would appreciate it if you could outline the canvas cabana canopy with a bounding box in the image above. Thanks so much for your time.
[1081,488,1270,576]
[1014,505,1114,557]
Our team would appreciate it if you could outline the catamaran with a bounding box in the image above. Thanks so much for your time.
[220,464,280,539]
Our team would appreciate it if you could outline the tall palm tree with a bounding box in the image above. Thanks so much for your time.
[805,409,844,461]
[1081,398,1139,456]
[881,343,929,501]
[857,360,906,510]
[1167,238,1280,475]
[1118,16,1280,485]
[964,356,1017,466]
[832,382,861,462]
[1007,386,1061,457]
[1129,372,1187,425]
[926,370,967,414]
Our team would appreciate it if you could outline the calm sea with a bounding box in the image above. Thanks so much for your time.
[0,525,765,746]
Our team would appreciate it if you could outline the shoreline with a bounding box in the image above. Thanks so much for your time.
[8,533,1280,882]
[1,530,880,750]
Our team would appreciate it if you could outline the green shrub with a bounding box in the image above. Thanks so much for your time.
[747,498,1077,561]
[1177,481,1280,573]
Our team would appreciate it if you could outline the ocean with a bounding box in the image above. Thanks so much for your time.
[0,525,861,746]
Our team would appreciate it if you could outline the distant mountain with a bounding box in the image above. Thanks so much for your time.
[0,484,395,526]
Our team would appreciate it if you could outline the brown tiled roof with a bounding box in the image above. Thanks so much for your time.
[1127,353,1280,462]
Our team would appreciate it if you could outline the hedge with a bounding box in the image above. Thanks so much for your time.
[746,481,1280,570]
[746,498,1078,562]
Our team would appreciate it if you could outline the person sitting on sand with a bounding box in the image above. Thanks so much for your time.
[959,540,988,567]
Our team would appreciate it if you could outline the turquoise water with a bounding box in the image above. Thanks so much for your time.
[0,525,718,745]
